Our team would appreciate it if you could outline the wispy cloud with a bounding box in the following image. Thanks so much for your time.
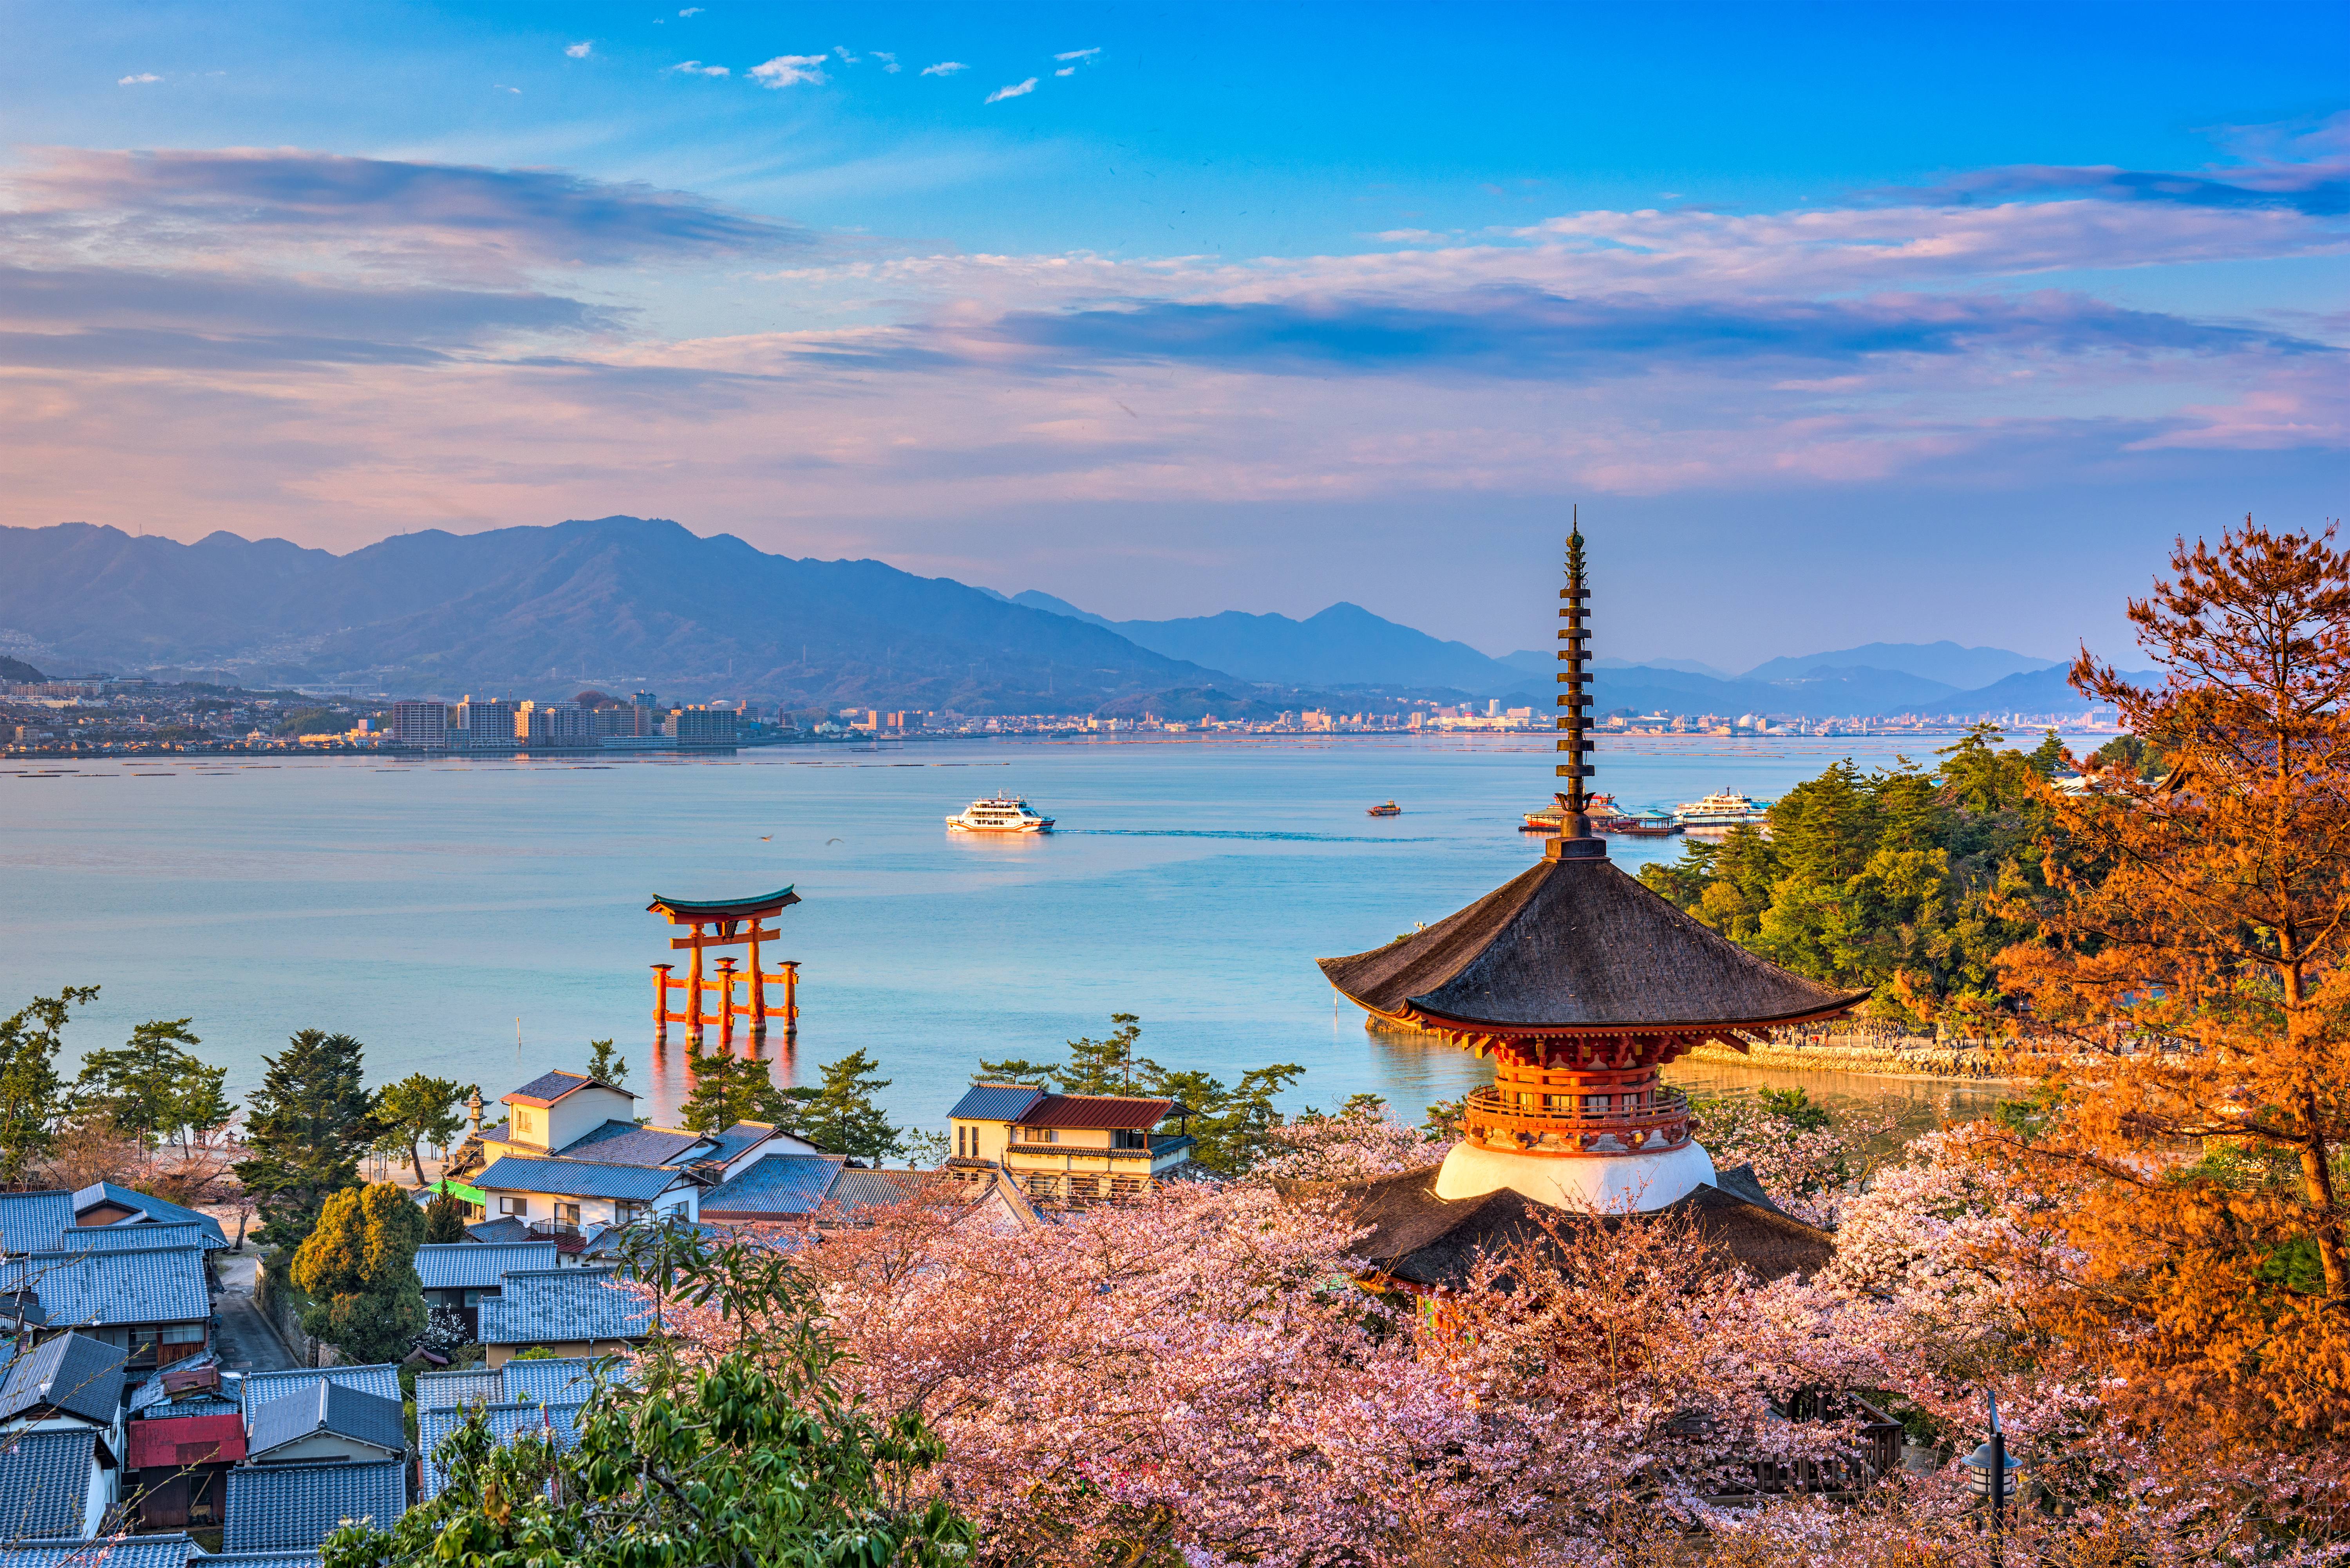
[920,61,967,77]
[873,51,900,74]
[1054,47,1100,63]
[833,46,860,65]
[749,54,829,88]
[117,73,160,86]
[678,6,701,14]
[666,61,728,77]
[1055,67,1075,78]
[985,78,1037,104]
[564,42,592,58]
[494,84,521,94]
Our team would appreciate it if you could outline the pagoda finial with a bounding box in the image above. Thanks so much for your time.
[1549,507,1603,860]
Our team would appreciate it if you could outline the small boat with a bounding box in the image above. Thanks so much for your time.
[946,794,1055,833]
[1522,793,1622,832]
[1367,800,1402,817]
[1675,789,1772,829]
[1615,810,1683,836]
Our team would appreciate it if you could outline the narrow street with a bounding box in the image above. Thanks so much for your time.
[210,1251,299,1373]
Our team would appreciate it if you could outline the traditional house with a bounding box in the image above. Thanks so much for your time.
[127,1410,244,1530]
[244,1380,406,1466]
[238,1364,401,1430]
[0,1331,127,1438]
[415,1241,560,1336]
[945,1085,1197,1204]
[475,1268,654,1368]
[68,1185,230,1252]
[696,1153,844,1225]
[470,1156,702,1232]
[0,1246,213,1371]
[0,1426,118,1541]
[222,1458,406,1554]
[0,1536,203,1568]
[0,1193,74,1256]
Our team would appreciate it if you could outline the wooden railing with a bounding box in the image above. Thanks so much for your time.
[1462,1086,1694,1156]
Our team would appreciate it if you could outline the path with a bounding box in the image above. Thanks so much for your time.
[210,1251,299,1373]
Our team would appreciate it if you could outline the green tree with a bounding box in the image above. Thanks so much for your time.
[785,1049,903,1167]
[678,1051,800,1134]
[585,1039,628,1089]
[373,1073,472,1187]
[972,1056,1060,1087]
[320,1229,973,1568]
[423,1190,471,1244]
[291,1182,427,1364]
[1059,1012,1145,1094]
[70,1018,227,1153]
[1144,1061,1305,1176]
[236,1030,379,1249]
[0,987,97,1185]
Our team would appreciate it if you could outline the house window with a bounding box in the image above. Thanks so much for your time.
[161,1323,205,1344]
[1112,1128,1146,1150]
[613,1201,647,1224]
[499,1196,530,1217]
[1021,1127,1057,1144]
[554,1202,581,1227]
[1583,1094,1609,1115]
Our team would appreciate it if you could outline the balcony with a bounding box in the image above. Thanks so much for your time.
[1461,1086,1694,1156]
[1002,1133,1195,1163]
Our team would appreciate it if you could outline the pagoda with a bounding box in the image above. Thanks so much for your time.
[1318,522,1866,1214]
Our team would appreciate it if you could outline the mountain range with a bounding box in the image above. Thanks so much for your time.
[0,516,2105,718]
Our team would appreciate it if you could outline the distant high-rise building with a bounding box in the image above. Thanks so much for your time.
[595,704,656,737]
[454,697,518,750]
[388,700,449,749]
[668,705,739,747]
[517,700,592,748]
[631,691,658,712]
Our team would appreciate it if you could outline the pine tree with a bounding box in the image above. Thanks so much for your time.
[1058,1013,1144,1095]
[235,1030,378,1248]
[291,1182,427,1364]
[372,1073,471,1186]
[71,1018,226,1153]
[680,1051,801,1133]
[586,1039,629,1089]
[0,987,95,1185]
[423,1190,470,1244]
[790,1050,903,1167]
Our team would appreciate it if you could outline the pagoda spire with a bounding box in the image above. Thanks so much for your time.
[1551,509,1601,860]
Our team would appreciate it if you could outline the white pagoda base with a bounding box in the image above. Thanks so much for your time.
[1433,1137,1717,1213]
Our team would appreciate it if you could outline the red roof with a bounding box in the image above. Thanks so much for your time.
[129,1413,246,1470]
[1016,1094,1176,1131]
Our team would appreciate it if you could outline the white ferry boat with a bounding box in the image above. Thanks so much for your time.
[946,794,1055,833]
[1674,789,1773,829]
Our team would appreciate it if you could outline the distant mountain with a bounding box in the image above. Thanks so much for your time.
[0,518,1230,713]
[1499,650,1732,679]
[0,656,43,683]
[1743,641,2058,687]
[1012,594,1523,692]
[1877,663,2128,719]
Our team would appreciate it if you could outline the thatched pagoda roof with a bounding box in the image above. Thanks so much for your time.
[1318,852,1866,1033]
[1313,1161,1833,1289]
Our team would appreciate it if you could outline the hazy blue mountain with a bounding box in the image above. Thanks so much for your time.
[1013,594,1524,691]
[1743,641,2059,687]
[1876,663,2125,719]
[0,656,43,682]
[0,518,1225,712]
[1499,650,1733,679]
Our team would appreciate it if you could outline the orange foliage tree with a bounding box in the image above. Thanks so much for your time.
[1999,517,2350,1449]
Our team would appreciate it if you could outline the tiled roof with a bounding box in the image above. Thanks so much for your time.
[554,1121,707,1167]
[203,1555,326,1568]
[699,1154,844,1219]
[0,1538,200,1568]
[246,1380,405,1460]
[0,1426,99,1539]
[476,1268,653,1348]
[826,1168,931,1217]
[0,1192,73,1255]
[0,1245,209,1326]
[239,1364,400,1426]
[416,1400,585,1501]
[1018,1094,1175,1131]
[222,1460,405,1553]
[504,1070,628,1107]
[474,1156,683,1201]
[696,1122,776,1169]
[68,1183,228,1248]
[0,1332,126,1426]
[463,1216,534,1245]
[50,1221,208,1255]
[128,1360,239,1420]
[415,1241,559,1290]
[499,1355,614,1406]
[126,1412,245,1470]
[947,1083,1046,1122]
[411,1367,503,1411]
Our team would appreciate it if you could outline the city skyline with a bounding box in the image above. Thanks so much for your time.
[0,1,2341,664]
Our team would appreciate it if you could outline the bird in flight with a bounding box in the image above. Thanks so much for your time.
[825,837,843,845]
[759,835,772,841]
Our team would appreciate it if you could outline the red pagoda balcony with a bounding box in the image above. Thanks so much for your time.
[1461,1082,1694,1157]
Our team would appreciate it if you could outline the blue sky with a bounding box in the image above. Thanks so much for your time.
[1,1,2343,665]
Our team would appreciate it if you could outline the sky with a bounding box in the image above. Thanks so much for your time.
[0,1,2343,668]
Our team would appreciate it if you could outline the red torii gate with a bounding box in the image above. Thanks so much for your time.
[648,887,802,1050]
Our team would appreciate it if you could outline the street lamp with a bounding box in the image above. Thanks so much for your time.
[1959,1390,2023,1565]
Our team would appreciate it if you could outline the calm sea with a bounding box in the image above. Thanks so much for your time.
[0,733,2034,1136]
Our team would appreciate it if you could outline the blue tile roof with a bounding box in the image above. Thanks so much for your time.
[222,1460,405,1553]
[696,1123,776,1168]
[463,1216,533,1245]
[0,1427,99,1539]
[827,1168,931,1217]
[504,1070,627,1106]
[0,1193,73,1256]
[246,1381,405,1461]
[70,1184,228,1248]
[0,1539,200,1568]
[410,1367,504,1411]
[239,1364,400,1426]
[554,1121,706,1166]
[474,1156,684,1201]
[201,1555,325,1568]
[476,1269,654,1348]
[699,1154,844,1218]
[50,1221,208,1255]
[416,1400,585,1501]
[0,1332,126,1427]
[498,1356,615,1406]
[948,1083,1047,1122]
[414,1241,559,1291]
[0,1245,210,1326]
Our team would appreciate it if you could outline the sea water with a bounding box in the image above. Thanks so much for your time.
[0,733,2035,1131]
